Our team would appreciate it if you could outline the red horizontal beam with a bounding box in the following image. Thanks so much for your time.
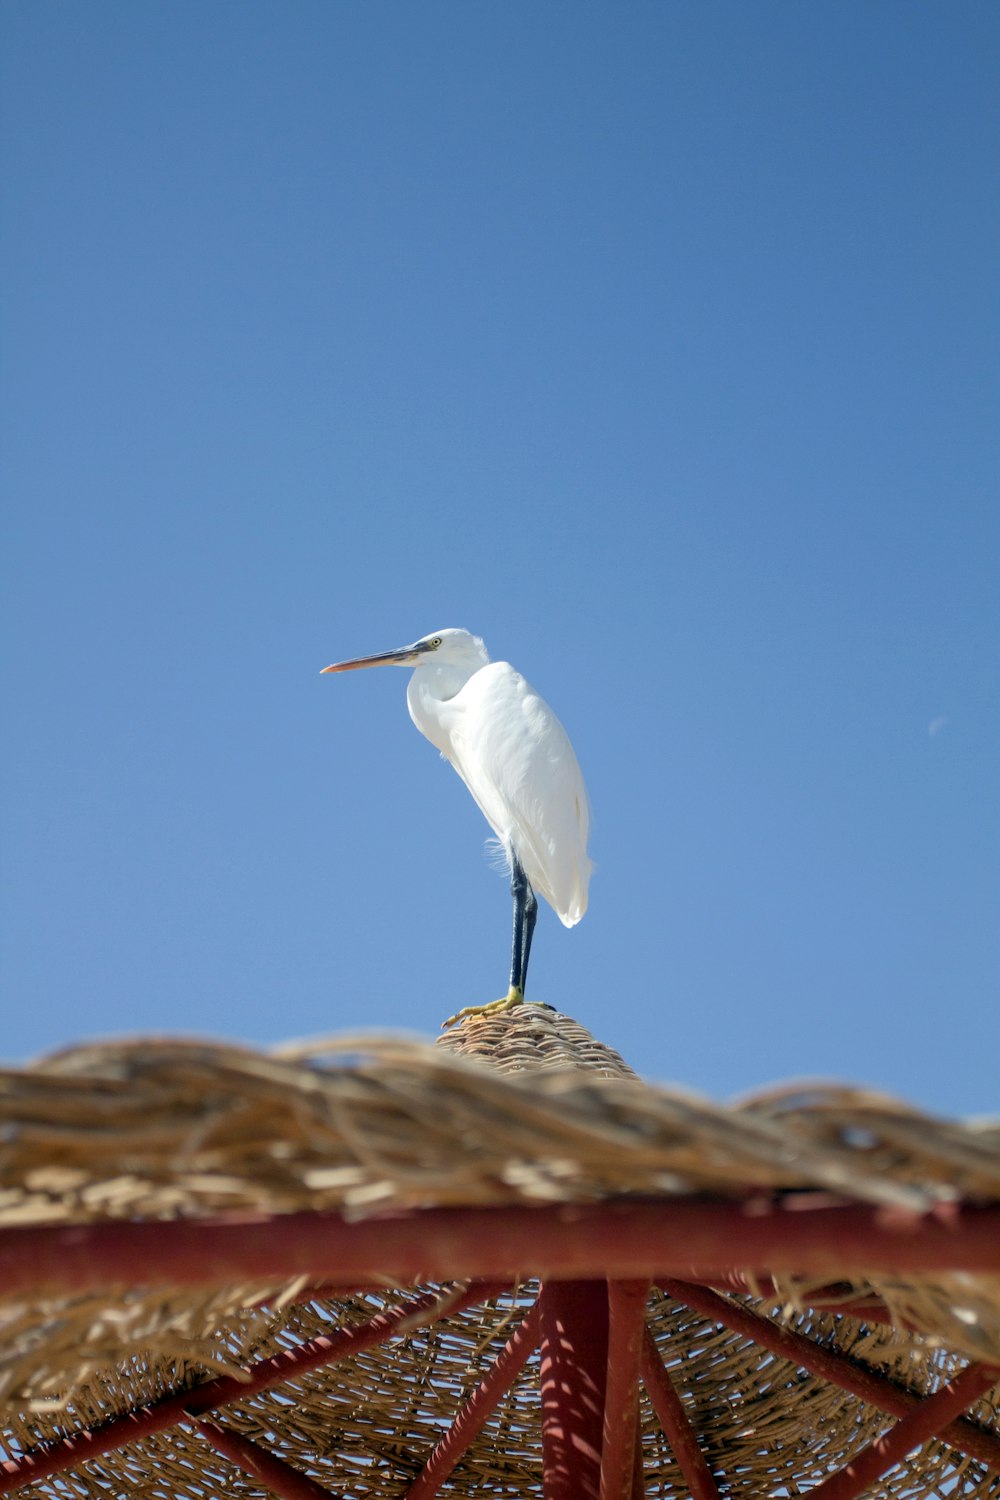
[661,1278,1000,1473]
[803,1360,1000,1500]
[0,1281,506,1496]
[0,1198,997,1298]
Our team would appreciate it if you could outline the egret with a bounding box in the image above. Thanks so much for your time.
[321,629,592,1026]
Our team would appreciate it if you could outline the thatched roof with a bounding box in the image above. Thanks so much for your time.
[0,1003,997,1497]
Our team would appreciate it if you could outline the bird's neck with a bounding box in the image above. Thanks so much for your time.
[406,662,478,753]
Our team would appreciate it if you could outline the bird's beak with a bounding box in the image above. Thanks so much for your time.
[320,644,421,674]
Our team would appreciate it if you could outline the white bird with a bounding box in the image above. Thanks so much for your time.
[321,628,592,1025]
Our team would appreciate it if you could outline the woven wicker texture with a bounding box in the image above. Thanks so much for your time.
[0,1003,998,1498]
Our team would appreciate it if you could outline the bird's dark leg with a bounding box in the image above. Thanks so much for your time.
[509,855,529,994]
[442,855,538,1028]
[519,875,539,994]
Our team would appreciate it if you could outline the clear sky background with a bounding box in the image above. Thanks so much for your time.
[2,3,997,1115]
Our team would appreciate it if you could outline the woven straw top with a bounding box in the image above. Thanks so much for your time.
[0,1003,997,1498]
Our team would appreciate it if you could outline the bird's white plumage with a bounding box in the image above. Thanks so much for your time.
[407,651,591,926]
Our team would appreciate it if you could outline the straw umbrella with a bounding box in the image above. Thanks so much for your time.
[0,1005,997,1497]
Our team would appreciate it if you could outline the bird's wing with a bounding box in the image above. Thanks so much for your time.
[440,662,591,926]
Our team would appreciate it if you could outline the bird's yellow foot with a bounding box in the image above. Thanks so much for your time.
[442,986,527,1030]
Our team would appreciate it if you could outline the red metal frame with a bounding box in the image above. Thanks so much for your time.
[1,1198,997,1499]
[660,1277,1000,1471]
[802,1360,1000,1500]
[0,1197,997,1297]
[0,1281,507,1495]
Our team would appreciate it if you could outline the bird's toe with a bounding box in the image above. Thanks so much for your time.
[441,986,526,1029]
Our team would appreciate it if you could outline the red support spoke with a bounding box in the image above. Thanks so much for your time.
[0,1280,507,1496]
[0,1199,998,1297]
[802,1296,895,1324]
[600,1281,650,1500]
[803,1361,1000,1500]
[539,1281,609,1500]
[691,1271,895,1323]
[639,1330,723,1500]
[660,1278,1000,1473]
[630,1433,645,1500]
[193,1418,343,1500]
[404,1299,542,1499]
[254,1282,401,1307]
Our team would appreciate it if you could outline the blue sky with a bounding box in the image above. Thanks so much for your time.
[2,3,997,1114]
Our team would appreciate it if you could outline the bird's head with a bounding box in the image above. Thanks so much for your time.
[321,628,489,676]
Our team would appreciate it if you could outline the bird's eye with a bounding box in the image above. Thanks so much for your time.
[429,637,442,648]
